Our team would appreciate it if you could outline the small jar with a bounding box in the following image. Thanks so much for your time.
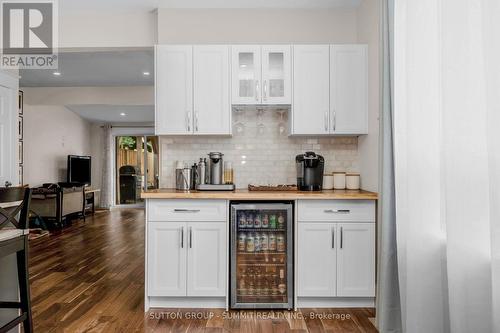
[346,173,360,190]
[322,174,334,190]
[333,172,346,190]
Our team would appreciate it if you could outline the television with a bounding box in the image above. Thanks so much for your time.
[67,155,91,186]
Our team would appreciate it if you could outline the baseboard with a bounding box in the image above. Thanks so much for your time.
[297,297,375,308]
[148,297,226,309]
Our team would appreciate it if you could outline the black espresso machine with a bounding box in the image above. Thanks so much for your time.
[296,152,325,191]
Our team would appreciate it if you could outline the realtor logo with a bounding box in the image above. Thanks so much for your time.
[1,0,58,69]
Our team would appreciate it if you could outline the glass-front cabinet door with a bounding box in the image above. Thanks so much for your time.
[231,45,261,104]
[261,45,291,104]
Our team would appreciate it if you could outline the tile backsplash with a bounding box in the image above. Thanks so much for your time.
[160,108,359,188]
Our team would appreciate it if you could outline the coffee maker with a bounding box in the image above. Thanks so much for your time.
[296,152,325,191]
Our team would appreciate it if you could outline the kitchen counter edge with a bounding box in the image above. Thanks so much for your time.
[141,189,378,200]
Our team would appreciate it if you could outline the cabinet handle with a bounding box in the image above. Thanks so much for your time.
[340,226,343,249]
[195,111,199,132]
[332,228,335,249]
[324,209,350,214]
[189,227,193,248]
[324,111,329,132]
[174,209,201,213]
[255,80,260,101]
[263,80,267,101]
[333,110,336,132]
[180,226,184,248]
[186,111,191,132]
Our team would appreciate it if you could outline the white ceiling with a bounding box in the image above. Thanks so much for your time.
[19,49,153,87]
[67,105,154,123]
[60,0,363,10]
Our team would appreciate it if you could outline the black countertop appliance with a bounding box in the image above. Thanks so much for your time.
[296,152,325,191]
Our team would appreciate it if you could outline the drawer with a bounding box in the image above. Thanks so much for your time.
[148,199,227,222]
[297,200,375,222]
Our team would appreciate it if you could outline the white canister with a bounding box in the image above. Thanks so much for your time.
[346,173,361,190]
[322,174,334,190]
[333,172,346,190]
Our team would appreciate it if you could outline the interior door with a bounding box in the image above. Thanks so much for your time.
[193,45,231,134]
[148,222,187,296]
[292,45,330,135]
[336,222,375,297]
[155,45,193,135]
[231,45,261,104]
[187,222,226,296]
[298,223,337,297]
[330,45,368,134]
[261,45,291,105]
[0,85,16,186]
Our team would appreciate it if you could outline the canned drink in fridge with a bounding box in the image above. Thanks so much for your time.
[269,214,277,229]
[268,233,277,251]
[247,213,254,228]
[260,233,269,251]
[238,213,247,228]
[254,233,261,252]
[277,213,285,229]
[277,234,285,252]
[238,232,246,252]
[246,233,255,252]
[262,214,269,228]
[254,214,262,228]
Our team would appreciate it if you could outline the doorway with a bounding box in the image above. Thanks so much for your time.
[115,135,159,206]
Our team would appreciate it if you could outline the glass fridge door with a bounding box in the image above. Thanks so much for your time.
[231,203,293,309]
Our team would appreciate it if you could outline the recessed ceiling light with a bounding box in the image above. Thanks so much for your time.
[240,64,247,68]
[53,72,61,76]
[120,112,126,116]
[143,71,150,76]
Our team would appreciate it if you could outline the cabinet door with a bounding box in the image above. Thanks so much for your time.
[261,45,291,105]
[148,222,187,296]
[292,45,330,135]
[330,45,368,134]
[231,45,261,104]
[337,223,375,297]
[193,45,231,135]
[187,222,226,296]
[155,45,193,135]
[298,223,337,297]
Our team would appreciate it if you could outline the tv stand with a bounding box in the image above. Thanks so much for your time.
[84,188,100,215]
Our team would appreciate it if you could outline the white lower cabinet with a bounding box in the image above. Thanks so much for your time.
[337,223,375,297]
[148,222,187,296]
[148,220,226,298]
[297,200,376,300]
[187,222,226,296]
[298,223,337,297]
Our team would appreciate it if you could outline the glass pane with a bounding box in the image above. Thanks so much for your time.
[238,52,255,98]
[145,136,160,190]
[235,208,289,304]
[268,52,285,98]
[116,136,143,205]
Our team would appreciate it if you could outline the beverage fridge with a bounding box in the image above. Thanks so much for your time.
[230,202,293,309]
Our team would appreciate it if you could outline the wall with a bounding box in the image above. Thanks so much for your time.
[157,8,358,43]
[60,10,156,48]
[357,0,380,192]
[23,105,91,186]
[160,109,359,188]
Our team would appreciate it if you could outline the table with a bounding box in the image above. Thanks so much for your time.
[84,188,100,215]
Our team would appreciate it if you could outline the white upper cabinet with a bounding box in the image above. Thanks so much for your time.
[231,45,261,104]
[155,45,231,135]
[330,45,368,135]
[231,45,291,105]
[155,45,193,135]
[292,45,331,135]
[193,45,231,135]
[261,45,291,104]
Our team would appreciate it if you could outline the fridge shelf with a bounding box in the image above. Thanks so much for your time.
[237,263,286,267]
[237,251,286,255]
[237,228,286,232]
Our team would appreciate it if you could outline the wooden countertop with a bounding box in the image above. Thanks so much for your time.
[141,188,378,200]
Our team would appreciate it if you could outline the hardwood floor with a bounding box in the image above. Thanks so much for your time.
[28,209,377,332]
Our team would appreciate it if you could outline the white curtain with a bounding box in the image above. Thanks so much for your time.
[393,0,500,332]
[99,125,113,209]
